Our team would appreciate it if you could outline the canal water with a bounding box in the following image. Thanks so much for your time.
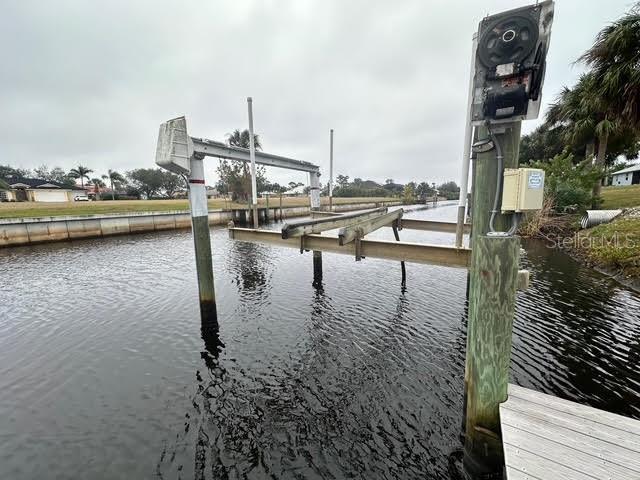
[1,204,638,479]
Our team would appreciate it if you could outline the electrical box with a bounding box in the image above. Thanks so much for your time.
[471,1,554,125]
[501,168,545,212]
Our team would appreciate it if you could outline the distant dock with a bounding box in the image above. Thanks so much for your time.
[501,384,640,479]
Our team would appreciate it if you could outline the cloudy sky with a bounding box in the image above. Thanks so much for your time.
[0,0,634,188]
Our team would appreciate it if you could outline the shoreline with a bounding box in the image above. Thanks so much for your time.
[0,200,407,248]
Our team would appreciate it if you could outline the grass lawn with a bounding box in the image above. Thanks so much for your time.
[601,185,640,209]
[578,216,640,283]
[0,197,397,219]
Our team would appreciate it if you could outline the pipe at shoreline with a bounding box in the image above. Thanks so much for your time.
[0,201,404,248]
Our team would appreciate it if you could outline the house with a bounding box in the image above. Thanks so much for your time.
[0,176,84,202]
[610,164,640,186]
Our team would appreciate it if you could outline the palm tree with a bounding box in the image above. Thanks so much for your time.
[90,177,105,200]
[545,74,619,201]
[102,169,125,200]
[69,165,93,188]
[579,5,640,130]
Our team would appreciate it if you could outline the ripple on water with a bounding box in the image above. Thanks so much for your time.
[1,204,639,479]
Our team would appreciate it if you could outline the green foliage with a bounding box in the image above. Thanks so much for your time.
[581,218,640,278]
[126,168,165,199]
[402,182,416,203]
[437,181,460,200]
[531,153,602,211]
[216,129,265,201]
[69,165,94,187]
[0,164,31,178]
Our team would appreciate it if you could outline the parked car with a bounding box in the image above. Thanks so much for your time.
[74,194,89,202]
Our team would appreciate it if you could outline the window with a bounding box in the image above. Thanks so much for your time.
[0,190,7,201]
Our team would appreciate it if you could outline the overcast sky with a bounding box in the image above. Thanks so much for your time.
[0,0,635,188]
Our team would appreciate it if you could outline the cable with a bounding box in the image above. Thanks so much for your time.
[487,126,523,237]
[488,125,504,234]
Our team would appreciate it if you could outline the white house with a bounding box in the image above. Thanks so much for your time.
[610,164,640,186]
[0,177,84,202]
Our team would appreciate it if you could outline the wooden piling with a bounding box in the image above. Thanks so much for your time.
[463,121,522,477]
[188,156,217,324]
[463,235,519,476]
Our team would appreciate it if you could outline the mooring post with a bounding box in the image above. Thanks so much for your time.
[309,171,323,285]
[463,121,521,477]
[188,155,217,324]
[247,97,259,229]
[329,128,334,212]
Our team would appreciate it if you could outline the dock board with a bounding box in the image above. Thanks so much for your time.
[501,384,640,480]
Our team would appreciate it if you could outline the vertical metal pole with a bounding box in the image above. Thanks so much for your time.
[329,129,334,211]
[247,97,258,228]
[188,156,217,324]
[463,122,522,478]
[309,171,322,285]
[456,33,478,248]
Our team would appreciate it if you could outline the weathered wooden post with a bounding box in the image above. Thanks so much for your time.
[463,122,521,477]
[462,3,554,474]
[189,155,218,323]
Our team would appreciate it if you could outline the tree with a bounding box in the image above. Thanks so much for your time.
[126,168,165,199]
[32,165,75,186]
[90,177,106,200]
[102,169,126,200]
[402,182,416,203]
[437,181,460,200]
[579,4,640,131]
[160,171,186,198]
[416,181,436,198]
[216,129,265,202]
[546,74,639,203]
[335,174,349,187]
[69,165,93,188]
[288,181,303,191]
[0,164,31,178]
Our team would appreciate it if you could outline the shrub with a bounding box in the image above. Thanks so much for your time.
[530,153,601,212]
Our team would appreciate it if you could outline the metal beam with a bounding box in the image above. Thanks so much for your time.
[228,228,471,268]
[191,137,319,173]
[310,211,342,218]
[394,219,472,234]
[282,207,388,238]
[338,209,403,245]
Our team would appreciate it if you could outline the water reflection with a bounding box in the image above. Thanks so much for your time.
[2,205,639,480]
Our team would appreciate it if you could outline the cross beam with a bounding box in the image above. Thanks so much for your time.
[338,208,403,245]
[228,228,471,268]
[282,207,388,238]
[191,137,319,173]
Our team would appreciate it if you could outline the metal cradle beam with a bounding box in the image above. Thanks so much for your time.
[228,228,471,268]
[282,207,388,238]
[338,209,403,245]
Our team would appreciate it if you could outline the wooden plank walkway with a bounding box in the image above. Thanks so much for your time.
[501,384,640,480]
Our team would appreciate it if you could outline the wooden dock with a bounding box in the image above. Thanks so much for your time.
[501,384,640,480]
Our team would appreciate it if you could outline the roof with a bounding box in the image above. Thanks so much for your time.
[1,176,82,190]
[612,163,640,175]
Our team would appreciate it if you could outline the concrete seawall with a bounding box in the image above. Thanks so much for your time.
[0,201,402,248]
